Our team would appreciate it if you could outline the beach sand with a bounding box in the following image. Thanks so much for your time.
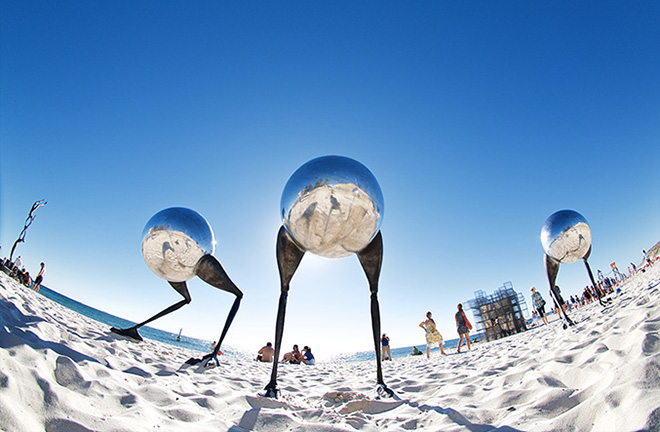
[1,266,660,432]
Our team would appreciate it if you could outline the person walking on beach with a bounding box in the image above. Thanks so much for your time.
[381,333,392,361]
[32,262,45,292]
[643,250,652,266]
[419,311,445,358]
[531,287,549,325]
[455,304,472,353]
[256,342,274,362]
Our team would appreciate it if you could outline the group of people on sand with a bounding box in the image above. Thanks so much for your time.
[255,342,315,365]
[1,257,46,292]
[417,304,472,358]
[388,304,474,360]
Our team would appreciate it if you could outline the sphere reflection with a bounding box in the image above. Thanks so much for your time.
[281,156,384,258]
[141,207,215,282]
[541,210,591,263]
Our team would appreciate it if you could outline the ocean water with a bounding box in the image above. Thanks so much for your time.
[37,284,479,362]
[36,285,242,356]
[334,337,466,362]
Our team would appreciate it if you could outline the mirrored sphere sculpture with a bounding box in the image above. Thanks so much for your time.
[541,209,591,264]
[142,207,215,282]
[264,156,391,398]
[281,155,384,259]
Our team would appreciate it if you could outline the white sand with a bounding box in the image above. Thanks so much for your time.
[1,266,660,432]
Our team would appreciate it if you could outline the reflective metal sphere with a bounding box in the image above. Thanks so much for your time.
[541,210,591,263]
[141,207,215,282]
[281,155,384,258]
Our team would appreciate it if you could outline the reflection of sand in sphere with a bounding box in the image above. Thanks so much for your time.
[142,228,205,282]
[547,222,591,263]
[285,182,380,258]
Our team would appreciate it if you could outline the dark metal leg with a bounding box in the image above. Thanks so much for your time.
[264,226,305,398]
[544,253,574,327]
[195,254,243,366]
[111,281,191,341]
[357,231,393,397]
[583,257,610,307]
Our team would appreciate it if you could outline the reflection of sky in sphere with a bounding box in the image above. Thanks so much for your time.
[281,156,384,258]
[141,207,215,282]
[541,210,591,263]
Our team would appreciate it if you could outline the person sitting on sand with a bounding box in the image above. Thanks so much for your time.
[256,342,275,362]
[381,333,392,361]
[420,311,445,358]
[282,344,304,363]
[455,303,472,353]
[411,346,423,356]
[531,287,549,326]
[302,346,315,365]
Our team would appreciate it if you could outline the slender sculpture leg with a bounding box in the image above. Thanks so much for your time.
[264,226,305,398]
[582,258,610,307]
[195,254,243,366]
[111,281,191,341]
[544,253,574,326]
[357,231,393,397]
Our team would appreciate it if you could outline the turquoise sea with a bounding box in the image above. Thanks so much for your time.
[38,284,474,362]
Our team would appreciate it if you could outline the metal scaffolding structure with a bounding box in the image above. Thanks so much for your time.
[467,282,529,342]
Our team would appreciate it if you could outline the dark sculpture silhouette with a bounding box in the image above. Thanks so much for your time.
[9,199,47,262]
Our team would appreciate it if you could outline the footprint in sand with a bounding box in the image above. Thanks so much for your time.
[54,356,91,393]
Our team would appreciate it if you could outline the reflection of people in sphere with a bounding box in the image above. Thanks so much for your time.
[455,304,472,353]
[419,311,445,358]
[381,334,392,361]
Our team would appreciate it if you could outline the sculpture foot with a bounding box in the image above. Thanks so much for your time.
[183,352,216,367]
[262,382,280,398]
[110,326,143,341]
[376,383,394,398]
[203,354,220,369]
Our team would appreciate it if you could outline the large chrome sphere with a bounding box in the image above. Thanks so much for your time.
[141,207,215,282]
[541,210,591,263]
[281,155,384,258]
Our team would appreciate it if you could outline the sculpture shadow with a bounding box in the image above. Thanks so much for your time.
[416,402,525,432]
[0,297,99,365]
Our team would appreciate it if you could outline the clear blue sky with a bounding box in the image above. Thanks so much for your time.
[2,2,659,359]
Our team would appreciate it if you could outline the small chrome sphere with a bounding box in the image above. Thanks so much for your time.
[281,155,384,258]
[141,207,215,282]
[541,210,591,263]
